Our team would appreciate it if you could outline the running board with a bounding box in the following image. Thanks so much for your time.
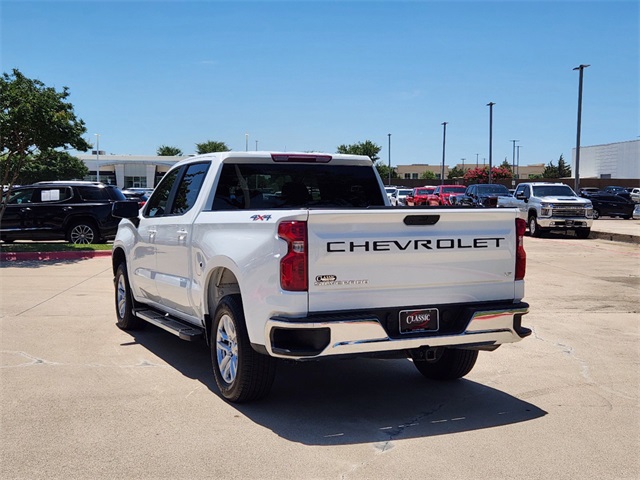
[134,309,204,341]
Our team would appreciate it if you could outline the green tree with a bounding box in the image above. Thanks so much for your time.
[336,140,381,163]
[542,161,559,178]
[0,69,90,220]
[157,145,183,156]
[376,163,397,181]
[447,166,466,179]
[18,150,88,184]
[557,154,571,177]
[196,140,229,154]
[421,170,437,180]
[500,159,513,172]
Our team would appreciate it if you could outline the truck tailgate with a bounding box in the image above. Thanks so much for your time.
[307,208,519,312]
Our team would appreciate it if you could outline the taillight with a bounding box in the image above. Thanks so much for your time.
[278,221,308,291]
[515,218,526,280]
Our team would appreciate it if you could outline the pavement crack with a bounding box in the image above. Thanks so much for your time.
[13,266,112,317]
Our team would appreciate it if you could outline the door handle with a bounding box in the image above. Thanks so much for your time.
[177,229,188,242]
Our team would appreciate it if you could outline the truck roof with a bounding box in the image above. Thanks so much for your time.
[173,151,374,168]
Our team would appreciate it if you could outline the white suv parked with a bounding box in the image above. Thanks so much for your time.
[513,182,593,238]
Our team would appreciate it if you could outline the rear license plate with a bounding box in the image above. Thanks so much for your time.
[399,308,439,334]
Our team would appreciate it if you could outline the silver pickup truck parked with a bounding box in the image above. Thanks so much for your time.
[111,152,530,402]
[513,182,593,238]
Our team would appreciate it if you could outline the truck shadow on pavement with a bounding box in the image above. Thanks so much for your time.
[127,326,547,446]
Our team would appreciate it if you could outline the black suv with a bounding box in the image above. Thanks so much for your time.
[580,192,635,219]
[1,181,126,244]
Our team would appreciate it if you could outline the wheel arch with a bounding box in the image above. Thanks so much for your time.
[204,265,241,345]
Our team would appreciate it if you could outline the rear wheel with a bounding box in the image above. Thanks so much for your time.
[67,220,99,244]
[413,348,478,380]
[211,295,276,403]
[592,209,600,220]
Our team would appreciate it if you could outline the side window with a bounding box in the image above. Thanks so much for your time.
[8,189,35,204]
[170,163,210,215]
[77,186,109,201]
[144,169,180,218]
[36,188,72,202]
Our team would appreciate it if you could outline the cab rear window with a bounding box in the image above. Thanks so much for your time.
[211,163,385,210]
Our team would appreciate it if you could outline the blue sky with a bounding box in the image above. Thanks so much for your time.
[2,0,638,169]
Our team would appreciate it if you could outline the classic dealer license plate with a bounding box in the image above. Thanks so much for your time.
[399,308,439,334]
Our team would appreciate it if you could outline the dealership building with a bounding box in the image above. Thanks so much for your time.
[571,139,639,179]
[76,154,187,189]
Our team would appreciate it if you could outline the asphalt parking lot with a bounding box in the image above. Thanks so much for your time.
[1,234,639,479]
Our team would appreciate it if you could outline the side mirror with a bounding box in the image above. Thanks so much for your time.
[112,200,140,219]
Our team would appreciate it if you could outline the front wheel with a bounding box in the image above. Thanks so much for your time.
[575,228,591,239]
[413,348,478,380]
[592,209,600,220]
[212,295,276,403]
[528,215,544,238]
[114,263,143,330]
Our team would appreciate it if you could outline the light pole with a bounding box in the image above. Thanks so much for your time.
[573,64,590,193]
[461,158,465,172]
[94,133,100,183]
[441,122,448,185]
[487,102,495,184]
[516,145,522,179]
[255,140,258,151]
[387,133,391,186]
[476,153,479,169]
[245,133,249,152]
[511,139,518,175]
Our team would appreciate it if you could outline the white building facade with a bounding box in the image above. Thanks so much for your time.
[572,140,639,179]
[77,154,186,189]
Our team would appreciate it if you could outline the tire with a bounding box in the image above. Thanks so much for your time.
[528,214,543,238]
[211,295,276,403]
[592,209,600,220]
[575,228,591,239]
[67,220,99,244]
[114,263,143,330]
[413,348,478,380]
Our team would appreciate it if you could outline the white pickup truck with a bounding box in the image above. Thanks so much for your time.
[111,152,530,402]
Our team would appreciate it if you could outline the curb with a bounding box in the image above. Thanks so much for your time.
[0,250,112,262]
[590,230,640,244]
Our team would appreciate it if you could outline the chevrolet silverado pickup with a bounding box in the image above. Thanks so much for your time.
[513,182,593,238]
[111,152,530,403]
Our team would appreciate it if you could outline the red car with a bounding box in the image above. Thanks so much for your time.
[406,186,436,206]
[427,185,467,205]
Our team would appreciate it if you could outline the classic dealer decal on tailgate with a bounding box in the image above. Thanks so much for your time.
[314,275,369,287]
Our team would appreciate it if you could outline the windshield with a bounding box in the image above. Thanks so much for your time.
[442,186,466,193]
[532,185,576,197]
[477,184,509,195]
[416,188,434,195]
[397,189,413,196]
[385,187,396,194]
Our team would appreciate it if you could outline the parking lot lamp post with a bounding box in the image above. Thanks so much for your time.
[95,134,100,183]
[573,64,590,193]
[487,102,495,184]
[441,122,447,185]
[516,145,522,179]
[245,133,249,152]
[476,153,479,169]
[387,133,391,186]
[511,140,518,176]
